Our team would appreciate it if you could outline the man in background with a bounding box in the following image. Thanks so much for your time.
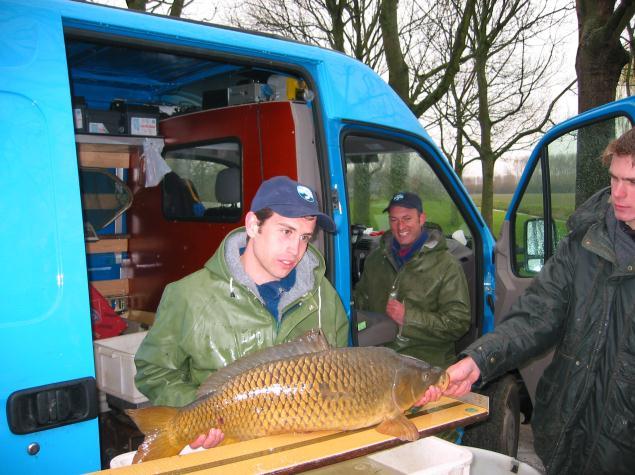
[354,191,470,368]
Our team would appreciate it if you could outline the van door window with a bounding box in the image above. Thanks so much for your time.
[343,135,472,283]
[512,115,632,276]
[162,141,242,221]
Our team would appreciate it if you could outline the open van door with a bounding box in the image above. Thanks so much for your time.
[495,97,635,405]
[0,3,100,473]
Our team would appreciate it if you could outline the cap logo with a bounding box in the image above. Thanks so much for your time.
[297,185,315,203]
[393,193,405,201]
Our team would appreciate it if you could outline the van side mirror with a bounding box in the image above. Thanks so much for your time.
[524,218,545,273]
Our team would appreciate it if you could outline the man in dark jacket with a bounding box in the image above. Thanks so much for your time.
[436,129,635,474]
[354,191,470,368]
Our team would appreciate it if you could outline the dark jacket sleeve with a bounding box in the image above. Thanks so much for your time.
[464,234,576,383]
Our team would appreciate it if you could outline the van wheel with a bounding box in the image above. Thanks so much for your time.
[462,374,520,457]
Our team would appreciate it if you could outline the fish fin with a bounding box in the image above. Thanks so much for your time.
[126,406,183,463]
[197,329,330,397]
[376,414,420,442]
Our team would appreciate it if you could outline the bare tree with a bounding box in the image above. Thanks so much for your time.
[235,0,475,116]
[427,0,574,230]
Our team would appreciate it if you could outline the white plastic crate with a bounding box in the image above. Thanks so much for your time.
[93,331,149,404]
[368,436,473,475]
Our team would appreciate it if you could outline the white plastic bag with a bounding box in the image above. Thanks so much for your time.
[141,137,171,187]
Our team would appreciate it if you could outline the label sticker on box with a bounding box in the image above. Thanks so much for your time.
[130,117,157,136]
[89,122,109,134]
[74,108,83,129]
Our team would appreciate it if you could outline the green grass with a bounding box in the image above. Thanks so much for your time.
[354,198,472,237]
[352,192,575,242]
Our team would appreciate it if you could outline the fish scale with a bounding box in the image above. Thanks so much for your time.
[128,341,448,463]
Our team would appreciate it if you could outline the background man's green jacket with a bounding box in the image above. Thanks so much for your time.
[463,189,635,475]
[135,228,350,407]
[354,229,470,367]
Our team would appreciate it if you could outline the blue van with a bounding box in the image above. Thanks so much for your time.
[2,0,633,473]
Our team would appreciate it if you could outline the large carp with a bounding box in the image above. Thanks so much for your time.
[127,330,449,463]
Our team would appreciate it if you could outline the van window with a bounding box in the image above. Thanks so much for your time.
[162,141,242,221]
[513,115,632,276]
[344,135,472,283]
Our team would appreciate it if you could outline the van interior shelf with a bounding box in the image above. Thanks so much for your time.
[75,134,164,146]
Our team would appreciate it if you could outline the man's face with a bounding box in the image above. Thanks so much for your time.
[609,154,635,229]
[388,206,426,247]
[242,211,316,284]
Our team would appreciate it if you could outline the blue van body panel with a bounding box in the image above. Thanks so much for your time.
[0,1,99,473]
[507,96,635,219]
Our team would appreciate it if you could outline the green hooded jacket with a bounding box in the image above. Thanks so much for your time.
[353,229,470,367]
[134,227,350,407]
[464,188,635,475]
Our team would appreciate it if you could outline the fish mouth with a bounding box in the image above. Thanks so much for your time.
[435,371,450,392]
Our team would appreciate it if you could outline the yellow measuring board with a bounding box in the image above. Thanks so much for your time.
[92,395,487,474]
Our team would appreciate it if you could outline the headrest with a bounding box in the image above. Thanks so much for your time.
[215,168,241,204]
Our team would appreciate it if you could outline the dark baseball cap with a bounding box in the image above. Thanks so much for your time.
[383,191,423,213]
[250,176,336,232]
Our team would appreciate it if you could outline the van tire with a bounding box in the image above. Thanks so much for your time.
[462,374,520,457]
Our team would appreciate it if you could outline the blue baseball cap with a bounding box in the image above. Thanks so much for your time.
[250,176,336,232]
[383,191,423,213]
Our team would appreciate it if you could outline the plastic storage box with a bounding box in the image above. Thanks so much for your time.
[93,331,149,404]
[367,436,473,475]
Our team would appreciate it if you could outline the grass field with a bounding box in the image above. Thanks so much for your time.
[355,192,575,241]
[470,192,575,238]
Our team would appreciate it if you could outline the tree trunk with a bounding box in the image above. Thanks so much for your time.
[379,0,410,102]
[576,1,631,112]
[575,0,635,204]
[169,0,185,17]
[480,157,495,231]
[326,0,347,53]
[126,0,146,11]
[352,162,372,225]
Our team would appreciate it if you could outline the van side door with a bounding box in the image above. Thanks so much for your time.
[495,98,635,403]
[0,3,100,473]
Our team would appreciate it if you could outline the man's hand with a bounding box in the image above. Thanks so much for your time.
[189,428,224,450]
[386,298,406,325]
[443,357,481,398]
[413,384,443,407]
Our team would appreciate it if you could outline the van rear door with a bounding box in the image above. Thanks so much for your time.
[495,97,635,402]
[0,2,100,473]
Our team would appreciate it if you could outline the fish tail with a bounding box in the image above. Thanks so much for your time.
[126,406,182,463]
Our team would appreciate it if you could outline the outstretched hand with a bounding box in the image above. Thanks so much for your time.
[412,356,482,407]
[189,428,225,450]
[443,357,481,398]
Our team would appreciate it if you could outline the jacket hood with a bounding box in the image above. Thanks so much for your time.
[566,187,611,234]
[204,227,326,308]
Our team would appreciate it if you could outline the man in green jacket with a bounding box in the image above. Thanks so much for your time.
[354,192,470,368]
[134,176,350,448]
[437,129,635,474]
